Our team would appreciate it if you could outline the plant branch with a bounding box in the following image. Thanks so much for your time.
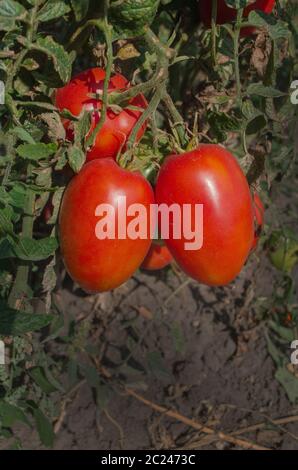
[8,164,35,310]
[125,388,270,450]
[85,2,113,150]
[233,8,244,106]
[108,29,172,106]
[211,0,218,65]
[162,92,187,147]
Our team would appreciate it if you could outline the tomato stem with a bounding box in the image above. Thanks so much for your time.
[121,28,188,162]
[6,3,39,310]
[162,92,187,148]
[8,164,35,311]
[124,84,166,165]
[234,8,244,106]
[85,3,113,150]
[211,0,218,65]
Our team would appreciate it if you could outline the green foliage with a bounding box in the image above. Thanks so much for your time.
[109,0,160,39]
[0,301,53,335]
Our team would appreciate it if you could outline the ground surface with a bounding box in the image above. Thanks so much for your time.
[3,174,297,451]
[9,250,298,451]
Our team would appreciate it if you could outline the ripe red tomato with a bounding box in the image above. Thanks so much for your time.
[141,242,173,271]
[59,158,154,292]
[155,144,254,286]
[251,192,264,250]
[54,68,147,162]
[199,0,275,29]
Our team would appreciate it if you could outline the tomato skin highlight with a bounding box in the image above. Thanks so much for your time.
[59,159,155,293]
[199,0,275,33]
[155,145,255,286]
[251,192,264,250]
[141,242,173,271]
[54,68,147,161]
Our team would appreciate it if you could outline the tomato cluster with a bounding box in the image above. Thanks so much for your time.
[57,69,264,293]
[55,67,147,162]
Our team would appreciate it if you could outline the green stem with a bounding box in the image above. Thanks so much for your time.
[1,135,14,187]
[162,92,187,147]
[6,0,39,307]
[0,50,15,59]
[67,19,102,50]
[109,69,164,105]
[6,3,38,92]
[110,29,172,107]
[234,8,243,106]
[128,85,166,150]
[151,112,159,153]
[122,28,188,159]
[85,2,113,149]
[14,100,58,111]
[211,0,218,65]
[8,164,35,310]
[6,49,29,92]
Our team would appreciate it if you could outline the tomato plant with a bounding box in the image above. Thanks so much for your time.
[59,158,154,292]
[141,242,173,271]
[156,145,255,286]
[55,68,148,161]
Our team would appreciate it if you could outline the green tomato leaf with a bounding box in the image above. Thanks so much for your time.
[242,101,267,134]
[71,0,89,21]
[0,0,26,18]
[109,0,160,39]
[269,237,298,273]
[8,183,28,208]
[0,16,15,30]
[31,407,55,448]
[275,367,298,404]
[268,320,295,343]
[16,142,57,160]
[11,126,36,144]
[0,401,30,427]
[12,236,58,261]
[268,230,298,273]
[28,367,57,394]
[207,110,241,142]
[0,300,53,335]
[0,207,14,236]
[34,35,72,83]
[67,145,85,173]
[247,83,287,98]
[37,0,70,22]
[248,11,290,40]
[0,237,14,259]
